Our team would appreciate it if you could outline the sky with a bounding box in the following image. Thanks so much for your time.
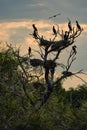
[0,0,87,89]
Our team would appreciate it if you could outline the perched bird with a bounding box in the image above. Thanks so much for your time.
[48,13,61,19]
[67,18,72,32]
[68,21,72,32]
[76,20,81,30]
[28,47,31,56]
[64,31,69,41]
[32,24,38,31]
[33,30,38,39]
[72,45,77,54]
[52,26,57,35]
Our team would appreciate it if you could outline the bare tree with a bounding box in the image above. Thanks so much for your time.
[6,19,85,110]
[28,20,85,109]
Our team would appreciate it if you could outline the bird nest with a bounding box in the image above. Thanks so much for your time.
[39,38,53,47]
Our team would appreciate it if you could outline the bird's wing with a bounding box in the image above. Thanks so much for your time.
[48,16,53,19]
[56,13,61,16]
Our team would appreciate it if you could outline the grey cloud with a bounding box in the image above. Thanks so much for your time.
[0,0,87,23]
[0,0,37,19]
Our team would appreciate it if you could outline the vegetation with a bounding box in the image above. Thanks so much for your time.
[0,20,87,130]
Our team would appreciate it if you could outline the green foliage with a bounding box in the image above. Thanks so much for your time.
[0,48,87,130]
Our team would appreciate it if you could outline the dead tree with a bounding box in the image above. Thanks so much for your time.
[7,19,85,109]
[29,20,84,109]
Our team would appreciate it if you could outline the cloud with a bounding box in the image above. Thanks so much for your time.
[0,19,87,58]
[29,2,46,7]
[0,20,32,42]
[0,19,87,42]
[0,0,87,23]
[0,19,51,42]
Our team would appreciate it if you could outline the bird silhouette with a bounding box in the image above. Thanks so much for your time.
[28,47,31,56]
[33,30,38,39]
[68,21,72,32]
[64,31,69,41]
[67,18,72,32]
[48,13,61,19]
[76,21,81,30]
[72,45,77,54]
[52,26,57,35]
[32,24,38,31]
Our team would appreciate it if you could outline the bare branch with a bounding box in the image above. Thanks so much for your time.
[74,74,87,84]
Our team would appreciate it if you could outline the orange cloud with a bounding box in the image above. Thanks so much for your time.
[0,19,87,55]
[63,73,87,90]
[0,20,87,41]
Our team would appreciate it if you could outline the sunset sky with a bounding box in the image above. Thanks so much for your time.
[0,0,87,88]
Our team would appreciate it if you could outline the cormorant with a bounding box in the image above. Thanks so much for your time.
[48,13,61,19]
[68,21,72,32]
[72,45,77,54]
[33,30,38,39]
[64,31,69,41]
[28,47,31,56]
[32,24,38,31]
[76,21,81,30]
[52,26,57,35]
